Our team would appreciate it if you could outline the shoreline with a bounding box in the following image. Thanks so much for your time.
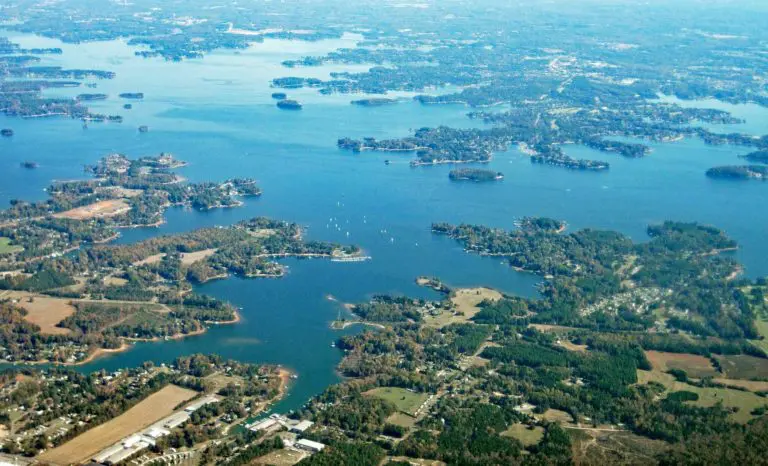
[13,310,242,367]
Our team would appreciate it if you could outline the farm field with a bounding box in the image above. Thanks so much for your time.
[715,354,768,380]
[637,370,764,423]
[0,292,74,335]
[38,384,197,465]
[364,387,429,417]
[53,199,131,220]
[645,350,719,378]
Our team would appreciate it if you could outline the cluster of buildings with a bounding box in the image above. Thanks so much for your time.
[247,414,325,454]
[92,396,219,465]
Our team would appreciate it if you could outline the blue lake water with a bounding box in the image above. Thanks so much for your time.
[1,32,767,412]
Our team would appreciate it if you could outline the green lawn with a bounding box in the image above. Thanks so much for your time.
[751,320,768,354]
[501,424,545,446]
[364,387,429,416]
[0,237,22,255]
[638,369,765,423]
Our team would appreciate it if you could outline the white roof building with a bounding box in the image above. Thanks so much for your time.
[184,395,219,413]
[162,411,191,429]
[249,418,278,432]
[290,420,314,433]
[296,439,326,453]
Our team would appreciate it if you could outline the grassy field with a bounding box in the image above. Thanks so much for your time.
[501,424,544,446]
[364,387,429,416]
[715,354,768,380]
[39,385,197,465]
[386,412,418,429]
[0,237,22,254]
[529,324,580,333]
[557,340,588,352]
[637,370,765,423]
[750,319,768,354]
[645,350,719,378]
[425,287,502,328]
[712,378,768,391]
[541,409,573,423]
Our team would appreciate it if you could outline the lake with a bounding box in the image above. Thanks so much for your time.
[1,31,767,412]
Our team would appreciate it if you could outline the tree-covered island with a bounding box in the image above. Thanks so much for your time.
[448,168,504,182]
[706,165,768,181]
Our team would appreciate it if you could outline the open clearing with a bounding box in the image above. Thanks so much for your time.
[711,378,768,391]
[253,448,308,465]
[386,412,418,429]
[364,387,429,416]
[645,350,719,378]
[54,199,131,220]
[1,292,74,335]
[750,319,768,354]
[180,248,217,265]
[425,287,502,328]
[557,340,588,352]
[541,409,573,423]
[385,457,445,466]
[95,186,144,198]
[530,324,580,333]
[569,428,668,464]
[501,424,544,446]
[637,370,764,423]
[715,354,768,380]
[131,249,216,267]
[0,237,22,255]
[39,384,197,465]
[132,253,165,266]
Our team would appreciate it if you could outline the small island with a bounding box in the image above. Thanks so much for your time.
[448,168,504,182]
[743,150,768,164]
[1,128,13,137]
[351,98,398,107]
[706,165,768,180]
[119,92,144,99]
[276,99,302,110]
[271,92,288,100]
[76,93,108,101]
